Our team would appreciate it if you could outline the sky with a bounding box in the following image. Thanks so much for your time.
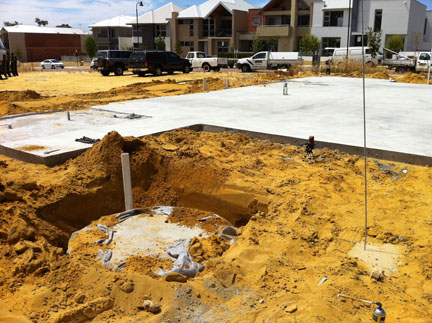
[0,0,431,30]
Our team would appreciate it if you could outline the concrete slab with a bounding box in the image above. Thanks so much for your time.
[1,77,431,165]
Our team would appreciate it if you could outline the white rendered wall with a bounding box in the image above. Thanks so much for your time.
[311,1,351,49]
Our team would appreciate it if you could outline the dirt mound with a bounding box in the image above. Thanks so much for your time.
[0,90,41,101]
[370,71,390,79]
[169,207,231,232]
[1,130,432,321]
[396,72,427,84]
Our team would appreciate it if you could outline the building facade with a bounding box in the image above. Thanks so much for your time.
[128,2,183,51]
[253,0,313,52]
[311,0,432,54]
[89,16,134,50]
[171,0,254,57]
[0,25,90,62]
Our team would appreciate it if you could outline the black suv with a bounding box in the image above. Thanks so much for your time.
[95,50,132,76]
[129,51,192,76]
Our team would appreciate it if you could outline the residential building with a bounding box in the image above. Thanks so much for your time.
[171,0,255,57]
[253,0,313,52]
[311,0,432,55]
[127,2,183,51]
[0,25,90,62]
[89,16,134,50]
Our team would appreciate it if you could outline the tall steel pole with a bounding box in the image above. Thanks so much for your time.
[361,0,368,251]
[346,0,352,59]
[136,1,143,51]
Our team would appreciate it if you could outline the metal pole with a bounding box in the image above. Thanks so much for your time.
[428,49,431,85]
[361,0,368,251]
[136,3,139,51]
[346,0,352,59]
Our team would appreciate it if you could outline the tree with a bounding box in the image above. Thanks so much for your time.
[300,35,321,55]
[56,24,72,28]
[252,37,278,54]
[367,27,382,58]
[155,36,166,51]
[386,35,404,53]
[35,18,48,26]
[252,38,266,54]
[4,21,20,26]
[84,36,98,58]
[175,41,182,56]
[14,48,22,61]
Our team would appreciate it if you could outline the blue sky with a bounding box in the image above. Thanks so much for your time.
[0,0,431,30]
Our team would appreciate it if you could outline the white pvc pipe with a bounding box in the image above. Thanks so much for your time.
[121,153,133,211]
[203,79,207,91]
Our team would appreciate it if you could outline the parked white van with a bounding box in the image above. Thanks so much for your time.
[331,46,383,65]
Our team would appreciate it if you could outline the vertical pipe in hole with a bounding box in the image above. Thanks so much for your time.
[121,153,133,211]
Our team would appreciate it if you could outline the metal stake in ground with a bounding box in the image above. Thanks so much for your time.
[283,82,288,95]
[203,79,207,91]
[121,153,133,211]
[67,110,71,121]
[225,79,229,89]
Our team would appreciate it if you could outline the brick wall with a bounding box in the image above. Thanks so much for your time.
[248,9,262,32]
[24,33,84,62]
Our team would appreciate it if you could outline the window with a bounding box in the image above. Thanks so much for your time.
[190,21,194,36]
[187,53,194,59]
[217,41,228,54]
[253,17,260,26]
[253,52,266,60]
[203,19,215,37]
[98,29,108,38]
[321,37,341,55]
[155,25,166,37]
[298,14,310,26]
[374,9,382,32]
[419,53,431,60]
[267,16,281,26]
[424,18,428,35]
[132,25,140,37]
[197,52,205,58]
[323,11,343,27]
[180,41,194,51]
[110,29,116,38]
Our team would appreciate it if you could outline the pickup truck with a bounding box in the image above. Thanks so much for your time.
[186,51,228,72]
[383,48,431,73]
[235,51,302,72]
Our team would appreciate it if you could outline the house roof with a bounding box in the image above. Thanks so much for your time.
[89,15,135,28]
[323,0,352,10]
[2,25,90,35]
[129,2,183,25]
[177,0,255,19]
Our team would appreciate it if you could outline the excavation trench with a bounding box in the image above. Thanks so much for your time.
[35,131,268,249]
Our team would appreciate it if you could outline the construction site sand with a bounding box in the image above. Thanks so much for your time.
[0,71,285,118]
[0,129,431,322]
[1,69,428,119]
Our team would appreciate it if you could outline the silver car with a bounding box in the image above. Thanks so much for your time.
[41,59,65,69]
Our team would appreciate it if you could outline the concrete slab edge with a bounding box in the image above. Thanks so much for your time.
[0,124,430,167]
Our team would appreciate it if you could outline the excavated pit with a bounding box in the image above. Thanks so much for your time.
[34,131,267,249]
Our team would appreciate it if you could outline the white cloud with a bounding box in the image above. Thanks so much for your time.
[0,0,156,29]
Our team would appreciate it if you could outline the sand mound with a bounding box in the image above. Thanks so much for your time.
[370,71,390,79]
[396,73,426,84]
[0,90,41,101]
[1,130,431,321]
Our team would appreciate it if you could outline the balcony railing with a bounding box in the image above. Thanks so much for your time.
[202,30,232,38]
[256,25,290,37]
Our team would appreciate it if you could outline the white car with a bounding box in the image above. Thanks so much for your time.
[41,59,65,69]
[90,57,97,69]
